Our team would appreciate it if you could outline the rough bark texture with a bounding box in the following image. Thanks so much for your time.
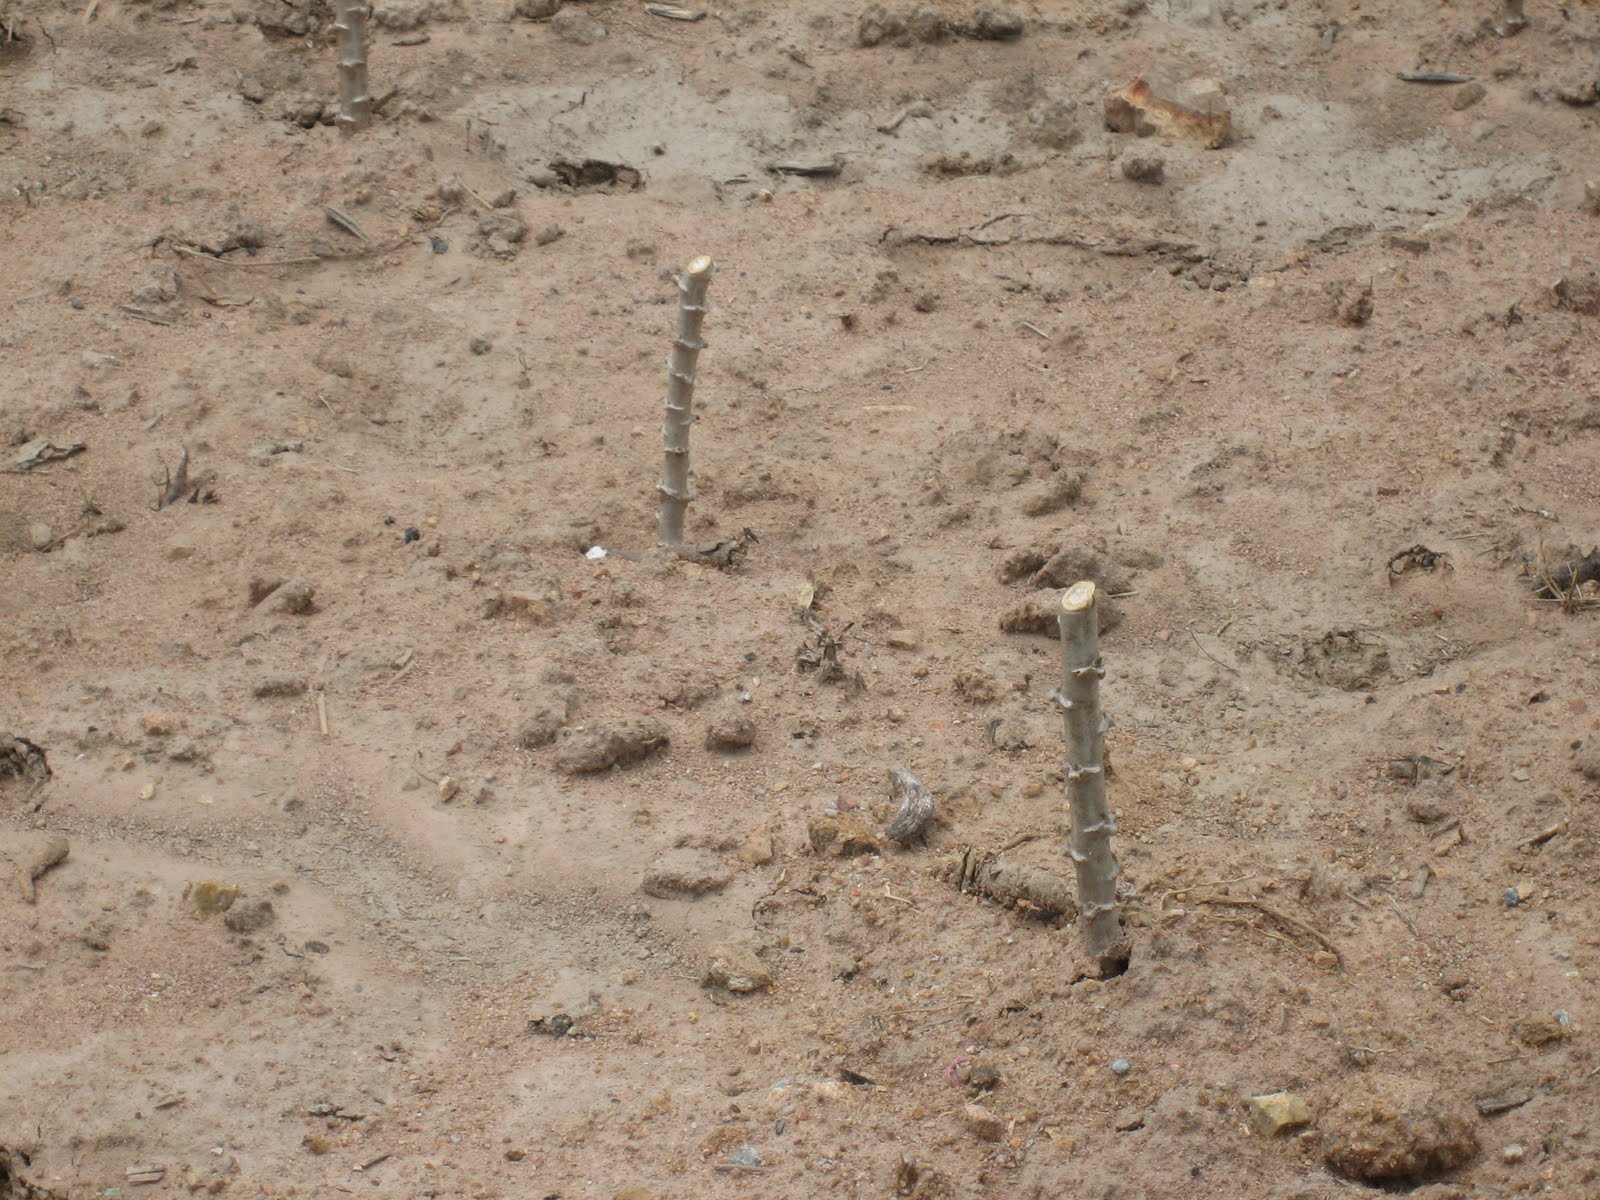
[656,256,715,547]
[334,0,372,134]
[883,765,935,843]
[1057,581,1129,975]
[940,845,1077,919]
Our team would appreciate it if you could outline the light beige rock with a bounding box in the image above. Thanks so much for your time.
[1249,1092,1313,1136]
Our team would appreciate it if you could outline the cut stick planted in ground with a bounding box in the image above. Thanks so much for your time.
[1057,581,1130,976]
[656,255,714,548]
[334,0,372,134]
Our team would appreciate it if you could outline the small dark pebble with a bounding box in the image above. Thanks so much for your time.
[403,527,421,543]
[71,298,85,310]
[529,1013,574,1036]
[430,236,448,254]
[383,516,396,526]
[1477,1090,1534,1116]
[304,939,330,954]
[1503,888,1520,908]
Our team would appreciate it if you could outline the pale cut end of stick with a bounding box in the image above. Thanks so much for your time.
[684,254,715,278]
[1061,580,1096,612]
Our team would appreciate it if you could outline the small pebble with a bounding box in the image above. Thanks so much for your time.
[1503,1143,1526,1164]
[403,527,421,543]
[1504,888,1520,908]
[1111,1059,1132,1077]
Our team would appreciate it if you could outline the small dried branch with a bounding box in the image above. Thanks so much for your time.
[939,844,1077,920]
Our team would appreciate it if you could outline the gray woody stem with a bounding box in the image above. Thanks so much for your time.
[656,255,714,547]
[1057,581,1129,975]
[334,0,372,134]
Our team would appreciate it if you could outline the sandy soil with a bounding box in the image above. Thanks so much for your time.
[3,0,1600,1196]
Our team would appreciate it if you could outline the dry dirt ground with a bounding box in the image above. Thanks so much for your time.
[4,0,1600,1196]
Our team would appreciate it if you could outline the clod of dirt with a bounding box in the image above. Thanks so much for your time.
[374,0,429,30]
[705,712,757,751]
[1104,78,1230,149]
[1331,278,1375,325]
[165,735,204,763]
[186,880,241,916]
[1551,273,1600,315]
[254,671,309,698]
[476,212,531,259]
[244,0,332,37]
[131,266,179,307]
[550,6,606,42]
[529,1013,575,1036]
[963,7,1025,40]
[1574,734,1600,781]
[1292,630,1390,692]
[513,0,560,17]
[1000,590,1123,636]
[1031,548,1131,595]
[857,4,947,47]
[282,97,336,129]
[516,690,577,748]
[1018,471,1084,516]
[640,848,733,898]
[962,1103,1004,1141]
[921,151,1019,178]
[553,717,668,773]
[1321,1074,1477,1183]
[996,547,1049,584]
[1121,155,1166,184]
[9,833,69,903]
[808,813,880,857]
[1512,1011,1571,1046]
[735,828,775,865]
[223,898,277,933]
[952,666,1001,702]
[141,711,178,737]
[0,734,51,794]
[1000,591,1063,635]
[548,159,643,191]
[652,670,719,710]
[255,577,316,615]
[702,941,772,993]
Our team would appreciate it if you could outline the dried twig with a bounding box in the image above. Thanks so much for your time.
[1189,629,1238,674]
[157,448,190,509]
[1517,821,1567,850]
[119,304,174,326]
[323,206,368,240]
[1191,893,1341,964]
